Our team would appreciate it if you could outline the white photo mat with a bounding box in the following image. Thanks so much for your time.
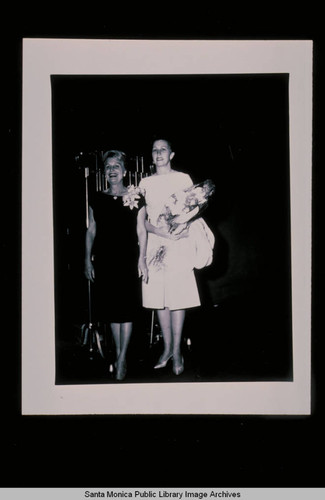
[22,39,312,415]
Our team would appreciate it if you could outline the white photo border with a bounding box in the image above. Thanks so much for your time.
[21,39,313,415]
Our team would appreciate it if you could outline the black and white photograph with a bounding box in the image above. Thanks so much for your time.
[21,39,312,416]
[3,15,323,493]
[52,73,292,387]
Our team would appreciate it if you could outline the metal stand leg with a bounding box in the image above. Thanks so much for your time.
[149,310,163,347]
[81,159,105,361]
[150,310,154,346]
[81,280,105,360]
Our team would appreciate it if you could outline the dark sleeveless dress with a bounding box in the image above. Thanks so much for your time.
[90,191,145,323]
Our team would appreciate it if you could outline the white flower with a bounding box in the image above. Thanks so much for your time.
[157,179,215,232]
[150,179,215,266]
[123,185,143,210]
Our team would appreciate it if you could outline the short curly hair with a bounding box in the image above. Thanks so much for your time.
[102,150,127,167]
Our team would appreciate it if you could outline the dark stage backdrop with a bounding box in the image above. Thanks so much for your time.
[51,73,292,382]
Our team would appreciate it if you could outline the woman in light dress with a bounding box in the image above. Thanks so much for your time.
[137,139,200,375]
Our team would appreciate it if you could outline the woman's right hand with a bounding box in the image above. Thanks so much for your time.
[146,219,188,241]
[84,261,95,282]
[138,257,149,283]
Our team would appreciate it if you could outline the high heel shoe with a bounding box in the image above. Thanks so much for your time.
[154,354,173,369]
[173,356,184,376]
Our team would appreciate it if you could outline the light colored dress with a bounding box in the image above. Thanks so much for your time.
[139,171,201,311]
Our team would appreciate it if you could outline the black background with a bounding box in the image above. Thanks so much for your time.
[4,5,324,489]
[52,73,292,384]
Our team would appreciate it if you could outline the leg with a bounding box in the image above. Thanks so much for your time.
[110,322,121,359]
[171,309,186,359]
[118,322,133,362]
[115,322,133,381]
[171,309,186,375]
[155,308,173,367]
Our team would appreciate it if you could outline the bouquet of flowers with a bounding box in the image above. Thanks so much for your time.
[148,179,215,269]
[156,179,215,235]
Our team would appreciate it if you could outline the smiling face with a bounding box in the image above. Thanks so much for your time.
[104,157,126,186]
[152,139,175,169]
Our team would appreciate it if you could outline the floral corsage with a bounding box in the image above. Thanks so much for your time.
[123,185,144,210]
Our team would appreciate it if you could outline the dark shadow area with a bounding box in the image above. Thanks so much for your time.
[52,73,292,385]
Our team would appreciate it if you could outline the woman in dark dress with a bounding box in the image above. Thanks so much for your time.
[84,150,147,380]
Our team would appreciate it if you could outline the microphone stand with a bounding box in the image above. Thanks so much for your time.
[80,154,105,360]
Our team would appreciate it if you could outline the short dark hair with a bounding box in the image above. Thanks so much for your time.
[151,138,173,152]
